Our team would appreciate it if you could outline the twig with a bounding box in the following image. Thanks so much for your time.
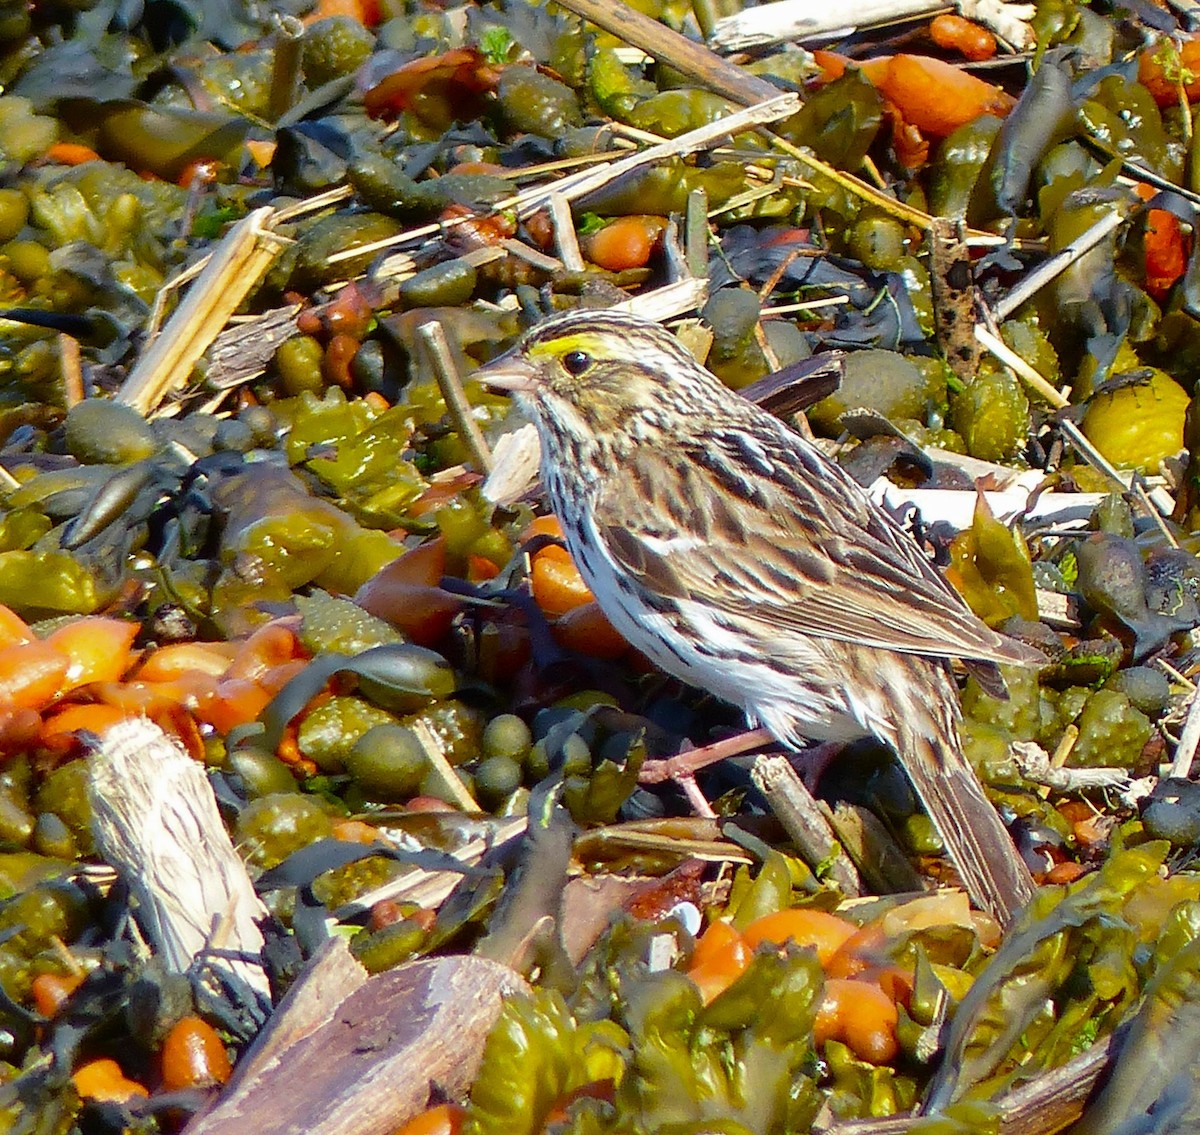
[752,755,862,895]
[768,133,944,232]
[1169,681,1200,777]
[761,296,852,315]
[995,209,1125,320]
[826,802,925,893]
[1010,740,1131,792]
[1037,724,1078,799]
[547,192,584,272]
[417,321,494,476]
[708,170,791,217]
[1156,658,1195,691]
[409,716,480,810]
[1059,424,1175,538]
[339,818,527,917]
[58,333,84,407]
[1132,477,1180,549]
[975,325,1069,408]
[271,184,356,223]
[328,99,799,269]
[685,188,709,279]
[675,771,718,818]
[1058,419,1130,492]
[500,238,562,272]
[617,277,709,319]
[639,726,773,784]
[754,321,781,372]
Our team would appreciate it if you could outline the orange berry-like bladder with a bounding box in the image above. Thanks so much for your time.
[160,1015,233,1091]
[741,908,859,966]
[815,978,900,1064]
[72,1058,149,1103]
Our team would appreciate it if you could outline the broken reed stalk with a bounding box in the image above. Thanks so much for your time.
[117,208,291,416]
[994,209,1124,321]
[342,817,528,918]
[548,192,585,272]
[267,13,305,122]
[119,185,354,413]
[1057,419,1131,492]
[330,103,800,270]
[408,714,480,810]
[518,94,801,216]
[975,325,1068,408]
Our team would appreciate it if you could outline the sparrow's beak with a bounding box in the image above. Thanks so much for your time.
[480,352,538,395]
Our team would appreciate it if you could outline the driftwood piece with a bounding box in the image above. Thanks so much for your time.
[88,719,271,1002]
[827,802,926,894]
[560,875,654,964]
[204,304,303,391]
[709,0,1036,51]
[552,0,780,106]
[928,217,982,381]
[186,945,528,1135]
[225,938,366,1093]
[823,1039,1111,1135]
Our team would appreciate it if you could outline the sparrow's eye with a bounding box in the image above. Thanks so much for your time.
[562,350,591,376]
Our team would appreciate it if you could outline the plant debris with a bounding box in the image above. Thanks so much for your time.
[0,0,1196,1131]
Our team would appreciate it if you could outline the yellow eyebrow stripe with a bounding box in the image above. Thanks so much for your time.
[527,332,609,361]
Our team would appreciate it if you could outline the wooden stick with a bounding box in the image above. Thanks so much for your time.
[418,321,494,477]
[752,755,863,895]
[551,0,781,106]
[1169,682,1200,778]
